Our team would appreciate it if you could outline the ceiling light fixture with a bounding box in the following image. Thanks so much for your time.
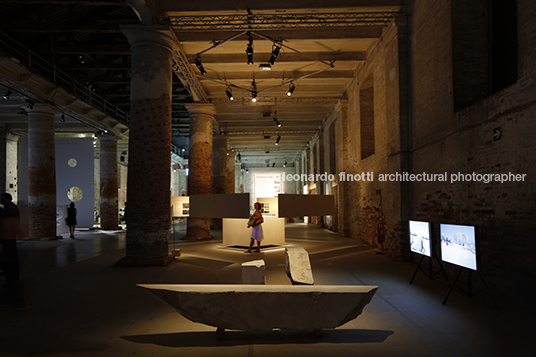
[268,43,282,65]
[287,82,296,96]
[246,32,254,65]
[275,135,281,145]
[273,113,281,127]
[3,89,12,100]
[189,28,335,100]
[194,56,207,75]
[225,87,234,101]
[251,80,257,102]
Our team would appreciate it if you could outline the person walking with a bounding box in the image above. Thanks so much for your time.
[66,202,77,239]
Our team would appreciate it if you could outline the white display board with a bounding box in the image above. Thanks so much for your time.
[257,197,278,217]
[254,174,281,201]
[170,196,190,217]
[222,217,286,246]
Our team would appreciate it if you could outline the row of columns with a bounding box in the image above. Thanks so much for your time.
[15,25,231,266]
[26,104,120,240]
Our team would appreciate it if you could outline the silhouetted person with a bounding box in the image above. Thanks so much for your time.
[0,192,28,310]
[66,202,77,239]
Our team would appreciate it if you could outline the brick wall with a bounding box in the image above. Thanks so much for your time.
[410,0,536,296]
[331,0,535,297]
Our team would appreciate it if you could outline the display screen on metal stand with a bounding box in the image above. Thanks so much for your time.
[409,220,433,257]
[440,224,478,271]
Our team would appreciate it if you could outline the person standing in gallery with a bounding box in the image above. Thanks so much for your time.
[0,192,29,310]
[245,202,264,253]
[66,202,77,239]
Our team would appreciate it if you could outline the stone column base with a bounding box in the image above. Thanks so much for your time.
[181,235,213,241]
[115,254,174,267]
[100,226,121,230]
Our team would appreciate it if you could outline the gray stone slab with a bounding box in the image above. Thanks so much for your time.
[285,246,314,285]
[138,284,378,331]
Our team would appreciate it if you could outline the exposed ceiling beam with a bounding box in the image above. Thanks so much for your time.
[174,28,383,42]
[190,52,365,63]
[0,25,122,33]
[1,0,126,4]
[52,46,130,55]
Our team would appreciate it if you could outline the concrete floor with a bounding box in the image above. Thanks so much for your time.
[0,223,533,356]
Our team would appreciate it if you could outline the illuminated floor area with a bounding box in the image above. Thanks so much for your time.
[1,223,534,356]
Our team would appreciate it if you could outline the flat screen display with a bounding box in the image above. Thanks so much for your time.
[409,220,432,257]
[440,224,478,271]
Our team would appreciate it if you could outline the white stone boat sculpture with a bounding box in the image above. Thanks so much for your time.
[138,284,378,334]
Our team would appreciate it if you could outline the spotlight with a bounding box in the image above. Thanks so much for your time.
[61,114,65,122]
[251,79,257,102]
[237,153,241,161]
[272,162,276,167]
[3,89,12,100]
[275,135,281,145]
[287,82,295,96]
[273,117,281,127]
[194,56,207,75]
[27,101,34,109]
[283,161,287,167]
[246,32,254,65]
[268,44,281,65]
[225,87,234,101]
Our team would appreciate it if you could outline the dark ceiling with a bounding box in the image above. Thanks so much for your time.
[0,0,192,155]
[0,0,402,165]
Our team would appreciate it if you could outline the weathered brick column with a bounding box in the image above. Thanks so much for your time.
[99,135,119,230]
[212,135,229,196]
[27,103,59,240]
[226,151,236,193]
[116,25,174,266]
[211,136,234,229]
[184,103,215,240]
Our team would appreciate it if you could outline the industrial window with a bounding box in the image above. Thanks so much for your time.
[452,0,518,112]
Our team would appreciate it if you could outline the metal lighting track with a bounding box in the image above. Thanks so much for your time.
[158,12,397,31]
[168,30,208,103]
